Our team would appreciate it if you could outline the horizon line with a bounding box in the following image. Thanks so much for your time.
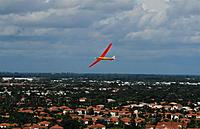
[0,71,200,76]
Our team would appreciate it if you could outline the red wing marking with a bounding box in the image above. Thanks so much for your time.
[100,43,112,57]
[88,42,112,68]
[88,59,101,68]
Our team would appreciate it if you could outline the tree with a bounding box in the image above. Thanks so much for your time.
[60,115,82,129]
[87,108,94,115]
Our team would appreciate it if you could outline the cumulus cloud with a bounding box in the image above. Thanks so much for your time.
[0,0,199,73]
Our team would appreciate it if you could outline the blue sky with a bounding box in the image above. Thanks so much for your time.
[0,0,200,74]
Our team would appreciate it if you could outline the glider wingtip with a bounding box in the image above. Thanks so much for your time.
[88,65,93,68]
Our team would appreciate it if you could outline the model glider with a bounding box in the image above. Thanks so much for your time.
[89,42,115,68]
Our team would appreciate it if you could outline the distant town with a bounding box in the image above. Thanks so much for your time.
[0,73,200,129]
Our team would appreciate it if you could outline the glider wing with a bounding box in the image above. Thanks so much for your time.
[88,59,101,68]
[100,43,112,57]
[88,42,112,68]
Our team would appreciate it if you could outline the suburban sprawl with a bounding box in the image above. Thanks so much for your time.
[0,73,200,129]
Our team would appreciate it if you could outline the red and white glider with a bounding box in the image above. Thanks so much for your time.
[89,42,115,68]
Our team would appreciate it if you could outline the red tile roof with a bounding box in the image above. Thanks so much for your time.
[40,111,48,115]
[31,124,47,129]
[49,106,59,112]
[18,109,34,113]
[0,123,18,127]
[88,124,105,128]
[156,122,182,129]
[59,106,71,110]
[38,121,50,126]
[50,124,63,129]
[180,118,190,123]
[110,117,119,122]
[146,124,156,129]
[120,117,131,123]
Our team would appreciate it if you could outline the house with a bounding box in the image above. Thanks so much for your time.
[59,106,70,110]
[30,124,47,129]
[164,112,172,119]
[120,117,132,125]
[110,110,119,117]
[91,116,104,124]
[60,106,73,114]
[70,114,82,120]
[93,109,102,115]
[163,105,172,111]
[79,97,87,102]
[135,118,145,126]
[48,106,59,112]
[108,117,119,125]
[146,124,155,129]
[18,109,34,114]
[155,122,182,129]
[180,118,190,124]
[196,114,200,119]
[36,107,45,112]
[39,111,48,116]
[38,121,50,127]
[96,105,105,110]
[82,118,89,125]
[41,116,53,120]
[50,125,63,129]
[107,99,116,103]
[23,127,31,129]
[63,108,73,114]
[0,123,18,128]
[88,124,106,129]
[172,113,182,120]
[1,113,9,119]
[76,108,87,115]
[118,110,131,117]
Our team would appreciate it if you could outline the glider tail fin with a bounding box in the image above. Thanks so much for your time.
[112,56,116,60]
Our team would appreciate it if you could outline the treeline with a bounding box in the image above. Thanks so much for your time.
[0,72,200,82]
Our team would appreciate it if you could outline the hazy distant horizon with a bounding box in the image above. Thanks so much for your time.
[0,71,200,76]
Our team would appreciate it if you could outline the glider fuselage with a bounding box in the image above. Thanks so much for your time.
[96,56,114,60]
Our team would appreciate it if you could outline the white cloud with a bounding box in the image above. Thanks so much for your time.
[0,26,19,36]
[0,0,200,72]
[125,28,170,41]
[141,0,169,12]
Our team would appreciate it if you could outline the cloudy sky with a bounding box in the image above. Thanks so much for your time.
[0,0,200,74]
